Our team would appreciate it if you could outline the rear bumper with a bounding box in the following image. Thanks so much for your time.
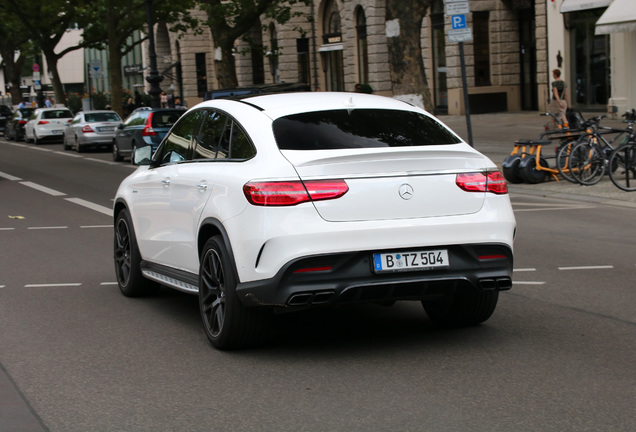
[236,243,513,309]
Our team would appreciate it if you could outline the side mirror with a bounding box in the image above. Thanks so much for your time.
[132,145,153,166]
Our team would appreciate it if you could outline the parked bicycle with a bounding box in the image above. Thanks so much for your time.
[608,110,636,191]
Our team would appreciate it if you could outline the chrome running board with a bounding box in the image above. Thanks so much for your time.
[142,270,199,294]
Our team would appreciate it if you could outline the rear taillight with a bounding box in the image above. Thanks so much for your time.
[18,120,27,125]
[456,171,508,194]
[142,113,156,136]
[243,180,349,206]
[37,120,49,125]
[81,125,94,133]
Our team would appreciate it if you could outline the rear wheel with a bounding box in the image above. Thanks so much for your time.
[519,155,549,184]
[114,208,159,297]
[75,136,84,153]
[422,283,499,327]
[556,142,578,183]
[199,236,271,350]
[569,140,605,186]
[63,134,71,150]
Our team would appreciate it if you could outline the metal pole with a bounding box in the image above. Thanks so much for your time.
[459,42,473,147]
[145,0,163,108]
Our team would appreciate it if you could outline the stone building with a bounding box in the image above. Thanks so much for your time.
[148,0,632,115]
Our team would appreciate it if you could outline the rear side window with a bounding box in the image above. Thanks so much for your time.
[272,109,462,150]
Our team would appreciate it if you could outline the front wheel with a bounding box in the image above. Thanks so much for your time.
[519,155,549,184]
[422,283,499,327]
[569,141,606,186]
[501,155,524,184]
[199,236,271,350]
[114,209,159,297]
[609,142,636,191]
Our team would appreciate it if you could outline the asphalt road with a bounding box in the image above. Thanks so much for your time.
[1,131,636,432]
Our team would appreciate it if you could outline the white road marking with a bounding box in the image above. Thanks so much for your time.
[65,198,112,216]
[27,226,68,230]
[24,283,82,288]
[514,268,536,272]
[0,171,22,181]
[81,225,113,229]
[20,181,66,196]
[558,265,614,271]
[0,228,16,231]
[100,282,118,286]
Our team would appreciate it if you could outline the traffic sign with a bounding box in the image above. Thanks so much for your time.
[451,15,467,29]
[448,28,473,43]
[446,1,470,15]
[33,63,40,72]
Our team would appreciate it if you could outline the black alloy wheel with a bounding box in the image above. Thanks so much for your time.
[114,209,159,297]
[199,236,270,350]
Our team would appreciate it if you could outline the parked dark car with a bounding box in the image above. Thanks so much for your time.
[112,107,186,161]
[0,105,12,133]
[4,108,35,141]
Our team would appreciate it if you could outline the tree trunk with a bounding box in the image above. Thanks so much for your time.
[386,0,434,111]
[212,33,238,89]
[108,13,125,117]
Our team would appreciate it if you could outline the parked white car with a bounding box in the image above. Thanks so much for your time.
[24,107,74,144]
[113,92,516,350]
[63,110,122,152]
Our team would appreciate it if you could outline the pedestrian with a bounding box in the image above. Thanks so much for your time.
[174,96,185,109]
[551,69,568,126]
[160,92,168,108]
[134,90,142,108]
[45,97,52,108]
[18,98,29,109]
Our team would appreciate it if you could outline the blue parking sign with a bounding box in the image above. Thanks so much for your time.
[451,15,467,29]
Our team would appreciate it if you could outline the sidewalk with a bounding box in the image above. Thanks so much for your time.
[437,111,636,208]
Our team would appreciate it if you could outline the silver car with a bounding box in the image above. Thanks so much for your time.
[63,110,123,152]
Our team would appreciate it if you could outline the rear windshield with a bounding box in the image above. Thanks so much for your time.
[151,111,184,128]
[85,112,120,122]
[272,109,462,150]
[42,110,72,119]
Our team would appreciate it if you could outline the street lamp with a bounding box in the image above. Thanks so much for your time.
[145,0,163,108]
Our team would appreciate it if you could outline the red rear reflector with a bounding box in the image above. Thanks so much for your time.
[478,255,507,260]
[456,171,508,194]
[243,180,348,206]
[293,266,333,273]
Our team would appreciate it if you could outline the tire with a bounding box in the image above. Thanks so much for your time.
[556,142,578,183]
[63,134,71,150]
[113,141,123,161]
[609,142,636,191]
[114,208,159,297]
[75,136,84,153]
[199,236,271,350]
[33,133,40,145]
[519,155,549,184]
[569,140,605,186]
[501,155,524,184]
[422,282,499,327]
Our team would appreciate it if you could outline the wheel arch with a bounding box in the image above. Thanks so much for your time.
[198,218,239,275]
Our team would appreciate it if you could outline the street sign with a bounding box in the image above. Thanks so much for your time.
[33,63,40,72]
[89,60,103,79]
[451,15,467,29]
[446,1,470,15]
[448,28,473,43]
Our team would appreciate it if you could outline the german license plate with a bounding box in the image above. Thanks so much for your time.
[373,249,449,273]
[99,127,114,132]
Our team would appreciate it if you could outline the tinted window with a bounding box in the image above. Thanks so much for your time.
[151,110,184,128]
[154,110,203,164]
[272,109,462,150]
[228,123,255,159]
[85,112,120,122]
[194,111,227,160]
[42,110,72,119]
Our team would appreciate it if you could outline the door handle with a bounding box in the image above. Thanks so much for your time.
[197,181,208,191]
[161,178,171,186]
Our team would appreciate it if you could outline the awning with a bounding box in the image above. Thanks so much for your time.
[595,0,636,34]
[560,0,611,13]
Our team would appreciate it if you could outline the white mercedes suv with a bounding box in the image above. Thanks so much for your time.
[113,92,516,350]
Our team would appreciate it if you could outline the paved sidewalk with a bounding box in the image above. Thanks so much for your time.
[437,111,636,208]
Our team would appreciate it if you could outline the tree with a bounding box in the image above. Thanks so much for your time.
[0,7,32,105]
[385,0,434,111]
[1,0,89,106]
[197,0,307,89]
[80,0,196,116]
